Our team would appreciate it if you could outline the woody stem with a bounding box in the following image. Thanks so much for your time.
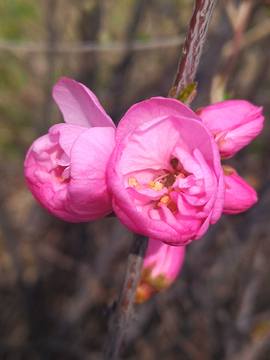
[104,234,148,360]
[173,0,217,98]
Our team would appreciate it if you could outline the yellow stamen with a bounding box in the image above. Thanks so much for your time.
[58,177,69,183]
[149,181,164,191]
[128,177,142,190]
[158,193,178,215]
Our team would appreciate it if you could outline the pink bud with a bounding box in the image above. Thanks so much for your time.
[222,165,258,214]
[135,238,185,303]
[198,100,264,159]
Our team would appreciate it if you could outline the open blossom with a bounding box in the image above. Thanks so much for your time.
[197,100,264,159]
[135,238,185,303]
[107,98,225,245]
[24,78,116,222]
[222,165,257,214]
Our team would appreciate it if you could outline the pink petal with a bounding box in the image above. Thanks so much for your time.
[116,97,201,141]
[68,127,116,220]
[52,78,115,128]
[49,123,86,158]
[119,118,178,175]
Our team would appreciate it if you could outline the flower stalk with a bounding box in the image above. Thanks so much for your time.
[105,234,148,360]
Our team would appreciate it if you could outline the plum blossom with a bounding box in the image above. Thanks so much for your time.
[24,78,116,222]
[197,100,264,159]
[135,238,185,303]
[222,165,258,215]
[107,98,225,246]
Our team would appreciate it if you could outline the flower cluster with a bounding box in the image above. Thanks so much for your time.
[25,78,264,298]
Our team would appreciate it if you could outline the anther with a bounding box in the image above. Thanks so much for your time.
[149,181,164,191]
[128,177,142,190]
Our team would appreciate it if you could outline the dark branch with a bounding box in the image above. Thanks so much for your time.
[173,0,217,98]
[104,234,148,360]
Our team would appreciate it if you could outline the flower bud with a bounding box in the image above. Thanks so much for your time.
[198,100,264,159]
[222,165,257,214]
[135,238,185,303]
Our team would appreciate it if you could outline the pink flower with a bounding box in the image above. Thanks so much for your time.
[222,165,257,214]
[24,78,116,222]
[197,100,264,159]
[135,238,185,303]
[107,98,225,245]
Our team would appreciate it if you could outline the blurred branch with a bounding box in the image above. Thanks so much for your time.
[40,0,58,134]
[108,0,150,121]
[223,0,254,83]
[105,234,148,360]
[0,189,23,283]
[211,0,254,103]
[222,17,270,57]
[173,0,217,98]
[228,332,270,360]
[0,36,184,54]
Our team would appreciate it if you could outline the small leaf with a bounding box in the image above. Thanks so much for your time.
[167,86,177,98]
[223,92,230,101]
[177,82,198,106]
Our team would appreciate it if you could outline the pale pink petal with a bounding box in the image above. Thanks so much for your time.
[119,118,178,175]
[52,77,115,128]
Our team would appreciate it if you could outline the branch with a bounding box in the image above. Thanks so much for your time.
[104,234,148,360]
[0,36,184,54]
[173,0,217,98]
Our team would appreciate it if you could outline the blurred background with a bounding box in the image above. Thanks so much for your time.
[0,0,270,359]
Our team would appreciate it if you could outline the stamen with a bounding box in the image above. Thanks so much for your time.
[154,173,171,183]
[176,173,186,179]
[128,177,142,190]
[158,193,178,215]
[149,181,164,191]
[58,176,70,183]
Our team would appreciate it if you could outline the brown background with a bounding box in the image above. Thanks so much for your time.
[0,0,270,359]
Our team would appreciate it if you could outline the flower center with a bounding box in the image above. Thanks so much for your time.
[52,165,71,183]
[128,158,187,215]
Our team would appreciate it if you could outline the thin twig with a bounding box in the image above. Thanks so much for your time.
[104,234,148,360]
[0,36,184,54]
[41,0,58,135]
[223,0,254,84]
[173,0,217,98]
[222,17,270,58]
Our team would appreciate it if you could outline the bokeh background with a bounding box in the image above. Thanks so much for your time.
[0,0,270,359]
